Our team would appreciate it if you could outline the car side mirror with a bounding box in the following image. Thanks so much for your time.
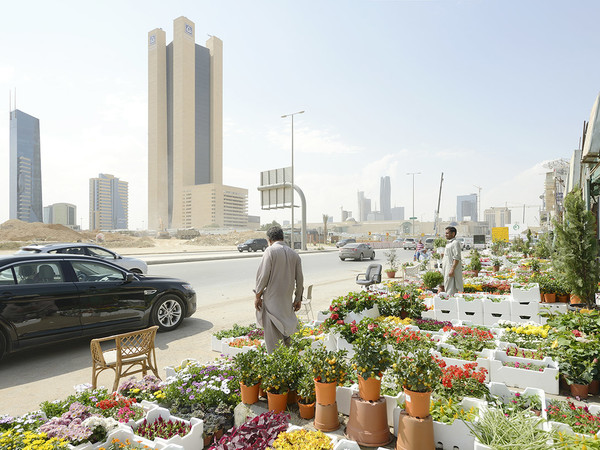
[125,273,136,282]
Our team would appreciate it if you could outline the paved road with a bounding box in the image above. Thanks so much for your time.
[0,248,416,416]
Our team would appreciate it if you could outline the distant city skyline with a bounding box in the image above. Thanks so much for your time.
[2,2,597,229]
[89,174,128,230]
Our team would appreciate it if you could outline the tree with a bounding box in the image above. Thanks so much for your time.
[322,214,329,244]
[553,187,600,308]
[260,220,281,231]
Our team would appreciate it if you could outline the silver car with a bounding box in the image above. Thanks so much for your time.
[16,243,148,274]
[402,238,416,250]
[339,243,375,261]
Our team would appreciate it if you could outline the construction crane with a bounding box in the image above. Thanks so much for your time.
[473,185,482,222]
[433,173,444,236]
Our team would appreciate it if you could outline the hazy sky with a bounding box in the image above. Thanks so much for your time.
[1,0,597,230]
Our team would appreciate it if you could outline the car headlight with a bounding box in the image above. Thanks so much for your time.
[182,283,194,291]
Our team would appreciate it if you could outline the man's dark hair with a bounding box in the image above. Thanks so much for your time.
[445,226,457,235]
[266,226,284,241]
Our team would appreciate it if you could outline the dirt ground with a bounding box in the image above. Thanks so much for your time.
[0,219,270,253]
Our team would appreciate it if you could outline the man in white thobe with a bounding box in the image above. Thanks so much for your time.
[442,226,463,296]
[254,226,304,353]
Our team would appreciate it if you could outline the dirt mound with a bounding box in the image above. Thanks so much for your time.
[185,230,267,246]
[0,219,84,242]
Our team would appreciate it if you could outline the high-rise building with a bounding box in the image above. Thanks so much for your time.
[9,109,43,223]
[484,207,511,228]
[457,194,478,221]
[357,191,371,222]
[89,174,128,230]
[380,176,391,220]
[391,206,405,221]
[44,203,77,229]
[148,16,247,230]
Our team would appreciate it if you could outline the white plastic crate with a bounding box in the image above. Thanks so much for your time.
[433,343,492,382]
[433,397,487,450]
[510,283,541,303]
[336,384,357,416]
[488,382,548,420]
[482,297,511,327]
[434,296,459,321]
[489,350,559,395]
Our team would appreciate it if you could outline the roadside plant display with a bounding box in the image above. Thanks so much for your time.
[413,318,452,331]
[213,323,260,340]
[306,347,350,385]
[384,248,399,274]
[39,385,111,419]
[234,347,264,388]
[259,344,302,395]
[422,270,444,290]
[501,361,547,372]
[384,327,436,355]
[505,346,545,360]
[0,429,69,450]
[101,437,153,450]
[443,325,496,353]
[435,362,489,401]
[468,249,482,273]
[429,397,478,425]
[296,370,316,405]
[546,398,600,436]
[118,376,163,402]
[501,324,550,349]
[491,391,542,416]
[394,349,442,393]
[324,291,379,325]
[351,334,391,381]
[228,336,262,348]
[269,428,333,449]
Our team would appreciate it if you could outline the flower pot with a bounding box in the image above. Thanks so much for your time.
[385,271,396,278]
[287,389,298,405]
[569,383,589,399]
[345,394,391,447]
[543,293,556,303]
[570,294,584,305]
[395,410,435,450]
[558,295,569,303]
[474,270,480,277]
[258,386,266,398]
[589,379,600,395]
[358,375,382,402]
[314,401,340,431]
[400,309,408,319]
[267,391,289,413]
[239,382,259,405]
[403,388,431,419]
[315,380,337,406]
[298,401,315,419]
[493,265,500,272]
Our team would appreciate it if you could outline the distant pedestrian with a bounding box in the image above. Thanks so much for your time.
[415,240,424,261]
[442,226,463,296]
[254,226,304,353]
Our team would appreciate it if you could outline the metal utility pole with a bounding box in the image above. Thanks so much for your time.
[281,110,305,250]
[434,173,444,236]
[407,172,421,236]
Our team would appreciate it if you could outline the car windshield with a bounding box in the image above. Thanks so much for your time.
[343,243,359,248]
[243,240,254,244]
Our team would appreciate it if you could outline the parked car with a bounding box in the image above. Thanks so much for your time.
[402,238,417,250]
[0,254,197,359]
[336,238,356,248]
[16,243,148,274]
[339,243,375,261]
[424,238,435,250]
[237,238,268,252]
[393,238,404,243]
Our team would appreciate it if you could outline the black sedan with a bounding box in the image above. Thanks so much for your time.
[0,254,196,359]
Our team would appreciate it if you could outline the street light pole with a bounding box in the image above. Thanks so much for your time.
[281,110,304,250]
[407,172,421,237]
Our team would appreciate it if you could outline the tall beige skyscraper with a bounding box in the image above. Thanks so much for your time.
[148,17,246,230]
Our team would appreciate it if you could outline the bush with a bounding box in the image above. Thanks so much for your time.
[422,271,444,290]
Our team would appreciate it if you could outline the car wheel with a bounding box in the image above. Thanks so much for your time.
[152,295,185,332]
[261,247,266,252]
[0,332,6,361]
[238,249,243,252]
[370,252,375,260]
[340,257,345,261]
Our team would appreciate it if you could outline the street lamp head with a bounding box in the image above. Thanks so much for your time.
[282,110,305,118]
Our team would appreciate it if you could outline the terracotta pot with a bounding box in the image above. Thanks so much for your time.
[203,433,213,448]
[239,382,259,405]
[540,292,545,301]
[345,394,391,447]
[570,383,589,399]
[543,293,556,303]
[570,294,584,305]
[298,401,315,419]
[314,380,337,406]
[400,309,408,319]
[358,375,382,402]
[395,410,435,450]
[385,271,396,278]
[474,270,480,277]
[589,380,600,396]
[493,265,500,272]
[287,389,298,405]
[267,391,289,413]
[558,295,569,303]
[314,401,339,431]
[258,386,266,398]
[404,388,431,419]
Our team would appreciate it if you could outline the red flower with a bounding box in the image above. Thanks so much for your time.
[330,313,339,320]
[337,320,345,325]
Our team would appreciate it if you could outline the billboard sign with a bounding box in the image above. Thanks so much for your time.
[492,227,509,242]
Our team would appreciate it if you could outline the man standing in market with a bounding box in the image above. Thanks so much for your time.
[254,226,304,353]
[442,226,463,296]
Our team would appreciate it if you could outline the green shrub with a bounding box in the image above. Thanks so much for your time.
[422,271,444,290]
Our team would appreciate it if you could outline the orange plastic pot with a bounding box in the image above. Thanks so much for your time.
[570,383,589,399]
[314,380,337,406]
[358,375,382,402]
[570,294,584,305]
[589,380,600,395]
[239,382,259,405]
[385,271,396,278]
[543,293,556,303]
[298,401,315,419]
[558,295,569,303]
[267,391,289,413]
[287,390,298,405]
[404,388,431,419]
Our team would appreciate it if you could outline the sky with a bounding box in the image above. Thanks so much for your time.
[1,0,598,231]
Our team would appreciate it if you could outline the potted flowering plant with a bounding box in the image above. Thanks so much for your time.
[134,415,191,440]
[394,349,442,418]
[234,347,264,404]
[259,345,301,412]
[385,248,399,278]
[351,335,392,401]
[306,347,350,405]
[296,370,316,419]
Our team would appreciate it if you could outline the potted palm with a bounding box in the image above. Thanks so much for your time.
[394,349,442,418]
[351,335,392,401]
[384,248,399,278]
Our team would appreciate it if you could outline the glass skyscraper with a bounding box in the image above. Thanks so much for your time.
[9,109,43,222]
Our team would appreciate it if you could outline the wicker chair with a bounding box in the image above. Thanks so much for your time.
[91,326,160,392]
